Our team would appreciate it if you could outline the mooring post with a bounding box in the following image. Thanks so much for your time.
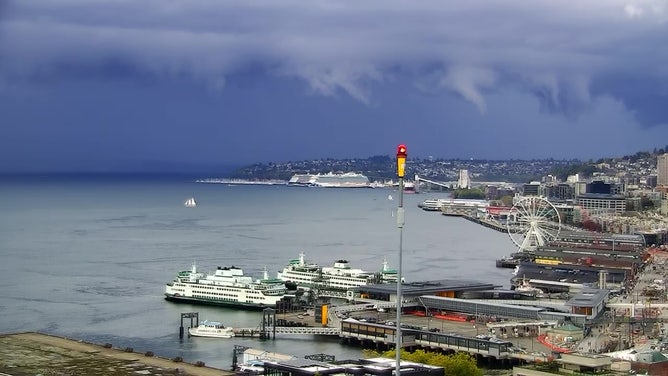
[262,308,276,340]
[180,312,199,339]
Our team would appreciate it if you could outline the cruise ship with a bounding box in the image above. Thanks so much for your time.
[276,252,398,290]
[165,263,293,309]
[287,172,371,188]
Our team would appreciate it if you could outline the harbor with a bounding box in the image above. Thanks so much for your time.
[162,233,668,369]
[3,179,668,373]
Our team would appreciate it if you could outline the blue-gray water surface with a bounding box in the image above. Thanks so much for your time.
[0,176,518,369]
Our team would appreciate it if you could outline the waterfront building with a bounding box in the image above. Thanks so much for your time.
[356,279,499,303]
[513,352,632,375]
[235,348,445,376]
[575,193,626,216]
[258,357,445,376]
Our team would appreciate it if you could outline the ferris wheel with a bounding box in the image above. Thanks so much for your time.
[507,196,561,253]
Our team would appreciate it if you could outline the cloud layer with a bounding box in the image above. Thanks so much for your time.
[2,0,667,126]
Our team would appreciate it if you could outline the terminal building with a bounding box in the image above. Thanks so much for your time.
[354,280,605,326]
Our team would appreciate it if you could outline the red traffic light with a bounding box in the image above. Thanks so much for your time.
[397,144,407,156]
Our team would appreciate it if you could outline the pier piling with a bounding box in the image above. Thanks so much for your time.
[180,312,199,339]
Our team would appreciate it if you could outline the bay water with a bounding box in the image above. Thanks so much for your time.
[0,176,517,369]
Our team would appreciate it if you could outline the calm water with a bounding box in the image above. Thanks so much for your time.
[0,176,517,369]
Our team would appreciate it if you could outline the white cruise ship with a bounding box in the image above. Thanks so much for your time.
[165,264,291,309]
[276,252,398,290]
[287,172,371,188]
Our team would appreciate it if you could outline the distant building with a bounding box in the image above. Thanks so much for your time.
[587,181,611,194]
[574,181,588,196]
[575,193,627,216]
[658,153,668,186]
[543,174,558,184]
[540,183,575,202]
[457,169,471,189]
[522,182,540,196]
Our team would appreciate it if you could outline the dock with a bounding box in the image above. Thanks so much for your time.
[233,326,340,337]
[460,214,519,233]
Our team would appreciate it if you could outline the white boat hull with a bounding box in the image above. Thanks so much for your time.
[188,327,235,338]
[188,320,236,338]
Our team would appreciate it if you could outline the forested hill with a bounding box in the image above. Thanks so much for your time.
[227,148,665,184]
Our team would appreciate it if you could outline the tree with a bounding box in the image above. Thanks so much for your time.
[364,349,483,376]
[499,195,514,207]
[452,188,485,199]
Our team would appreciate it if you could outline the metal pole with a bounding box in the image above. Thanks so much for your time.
[396,175,404,375]
[394,144,407,376]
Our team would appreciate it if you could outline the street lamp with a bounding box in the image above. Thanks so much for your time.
[395,144,407,376]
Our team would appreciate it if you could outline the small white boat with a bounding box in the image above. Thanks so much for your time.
[188,320,235,338]
[387,194,393,201]
[184,196,197,208]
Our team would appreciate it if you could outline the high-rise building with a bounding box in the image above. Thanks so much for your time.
[658,153,668,186]
[457,169,471,189]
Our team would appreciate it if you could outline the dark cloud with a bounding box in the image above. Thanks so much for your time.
[0,1,667,172]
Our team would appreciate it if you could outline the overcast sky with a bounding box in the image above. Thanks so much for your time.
[1,1,667,173]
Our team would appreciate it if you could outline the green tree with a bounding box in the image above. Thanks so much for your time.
[499,195,514,207]
[364,349,483,376]
[452,188,485,199]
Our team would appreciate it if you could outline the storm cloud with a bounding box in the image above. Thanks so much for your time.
[1,1,667,171]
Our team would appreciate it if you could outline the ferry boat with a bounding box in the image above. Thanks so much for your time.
[165,264,292,309]
[276,252,398,290]
[287,172,371,188]
[418,199,444,211]
[188,320,235,338]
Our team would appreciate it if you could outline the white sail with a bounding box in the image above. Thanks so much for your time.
[184,197,197,207]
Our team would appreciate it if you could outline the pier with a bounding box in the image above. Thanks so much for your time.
[339,321,550,364]
[460,214,521,233]
[233,326,341,336]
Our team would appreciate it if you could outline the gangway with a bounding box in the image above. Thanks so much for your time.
[234,326,340,336]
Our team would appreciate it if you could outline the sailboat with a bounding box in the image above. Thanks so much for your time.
[184,196,197,208]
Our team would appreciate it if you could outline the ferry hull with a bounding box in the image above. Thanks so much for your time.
[164,294,276,310]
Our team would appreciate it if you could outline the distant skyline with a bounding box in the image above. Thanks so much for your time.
[1,1,668,173]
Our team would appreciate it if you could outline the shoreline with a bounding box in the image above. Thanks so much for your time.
[0,332,234,375]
